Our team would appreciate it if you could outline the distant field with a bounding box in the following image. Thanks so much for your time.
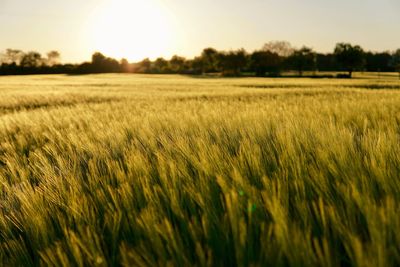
[0,74,400,266]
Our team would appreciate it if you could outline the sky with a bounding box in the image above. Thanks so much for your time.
[0,0,399,63]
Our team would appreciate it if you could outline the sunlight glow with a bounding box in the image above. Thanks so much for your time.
[86,0,176,61]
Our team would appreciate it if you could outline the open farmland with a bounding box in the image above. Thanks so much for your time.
[0,74,400,266]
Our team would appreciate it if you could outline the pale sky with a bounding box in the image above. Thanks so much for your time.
[1,0,399,63]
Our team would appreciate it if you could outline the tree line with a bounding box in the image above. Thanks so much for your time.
[1,41,400,78]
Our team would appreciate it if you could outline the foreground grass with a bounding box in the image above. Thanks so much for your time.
[0,74,400,266]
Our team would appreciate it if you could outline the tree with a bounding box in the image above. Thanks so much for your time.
[316,53,336,71]
[92,52,106,66]
[120,58,131,72]
[391,49,400,79]
[153,57,169,73]
[217,49,248,76]
[262,41,294,57]
[334,43,365,78]
[200,48,219,73]
[187,57,204,75]
[20,52,43,68]
[135,58,151,73]
[288,47,316,76]
[0,51,4,65]
[3,49,24,65]
[365,52,392,72]
[46,51,61,66]
[91,52,120,73]
[169,55,186,73]
[249,50,281,76]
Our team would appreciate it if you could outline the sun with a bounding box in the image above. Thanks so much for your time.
[86,0,176,61]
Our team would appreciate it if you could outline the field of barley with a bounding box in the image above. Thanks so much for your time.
[0,73,400,266]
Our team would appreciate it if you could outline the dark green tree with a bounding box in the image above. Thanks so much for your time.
[20,52,43,68]
[201,48,219,73]
[249,50,281,76]
[390,49,400,79]
[190,56,205,75]
[91,52,120,73]
[365,52,392,72]
[153,57,169,73]
[334,43,365,78]
[217,49,248,76]
[288,47,316,76]
[136,58,152,73]
[169,55,186,73]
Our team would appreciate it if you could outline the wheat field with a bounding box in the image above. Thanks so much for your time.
[0,73,400,266]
